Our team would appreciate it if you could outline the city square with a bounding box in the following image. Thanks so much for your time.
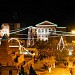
[0,21,75,75]
[0,1,75,75]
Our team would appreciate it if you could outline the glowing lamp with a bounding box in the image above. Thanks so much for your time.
[48,67,51,72]
[71,30,75,34]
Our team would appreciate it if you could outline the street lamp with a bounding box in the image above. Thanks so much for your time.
[32,53,35,57]
[68,48,73,56]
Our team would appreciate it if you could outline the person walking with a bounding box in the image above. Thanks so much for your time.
[29,64,37,75]
[9,69,12,75]
[70,68,73,75]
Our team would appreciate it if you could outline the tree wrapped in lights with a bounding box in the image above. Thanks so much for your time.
[57,36,65,52]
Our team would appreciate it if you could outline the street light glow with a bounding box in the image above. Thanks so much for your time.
[69,51,72,56]
[71,30,75,34]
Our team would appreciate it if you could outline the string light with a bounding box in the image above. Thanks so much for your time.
[57,36,65,51]
[10,27,28,34]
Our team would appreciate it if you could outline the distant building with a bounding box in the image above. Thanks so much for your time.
[0,23,9,37]
[35,20,57,41]
[0,21,67,47]
[28,20,66,41]
[0,23,21,38]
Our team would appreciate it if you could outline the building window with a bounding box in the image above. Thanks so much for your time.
[52,27,55,31]
[42,28,44,33]
[46,35,47,37]
[45,28,47,33]
[49,29,51,32]
[38,29,40,33]
[17,24,20,29]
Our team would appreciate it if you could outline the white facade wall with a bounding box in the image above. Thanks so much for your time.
[37,27,52,41]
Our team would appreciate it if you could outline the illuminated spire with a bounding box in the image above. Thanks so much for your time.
[57,36,65,51]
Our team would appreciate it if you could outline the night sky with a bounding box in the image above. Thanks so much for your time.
[0,0,75,30]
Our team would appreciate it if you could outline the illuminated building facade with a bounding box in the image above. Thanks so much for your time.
[0,23,20,38]
[35,21,57,41]
[29,20,66,41]
[0,23,9,37]
[0,35,12,66]
[0,21,66,41]
[0,34,25,66]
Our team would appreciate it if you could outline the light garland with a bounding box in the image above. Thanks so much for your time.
[27,27,34,47]
[9,27,28,34]
[57,36,65,52]
[8,38,32,55]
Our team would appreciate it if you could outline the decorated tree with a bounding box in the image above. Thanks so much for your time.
[55,48,69,64]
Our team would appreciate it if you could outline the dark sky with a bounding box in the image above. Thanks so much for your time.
[0,0,75,30]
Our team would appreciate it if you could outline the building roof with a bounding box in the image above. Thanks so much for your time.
[36,20,57,27]
[57,27,66,28]
[27,26,36,29]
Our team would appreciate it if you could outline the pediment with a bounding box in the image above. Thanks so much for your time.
[36,20,57,27]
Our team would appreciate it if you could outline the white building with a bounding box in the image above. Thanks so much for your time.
[35,20,57,41]
[27,20,66,41]
[0,23,9,37]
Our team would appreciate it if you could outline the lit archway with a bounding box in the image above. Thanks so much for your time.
[8,38,32,55]
[8,38,21,50]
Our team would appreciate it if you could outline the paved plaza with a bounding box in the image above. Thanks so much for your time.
[0,66,17,75]
[0,58,74,75]
[34,59,71,75]
[0,67,72,75]
[0,66,71,75]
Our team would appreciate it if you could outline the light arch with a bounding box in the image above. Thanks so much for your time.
[8,38,21,50]
[8,38,32,55]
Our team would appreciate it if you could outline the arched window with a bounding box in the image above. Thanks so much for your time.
[45,28,47,33]
[52,27,56,31]
[42,28,44,33]
[49,28,52,32]
[38,29,41,33]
